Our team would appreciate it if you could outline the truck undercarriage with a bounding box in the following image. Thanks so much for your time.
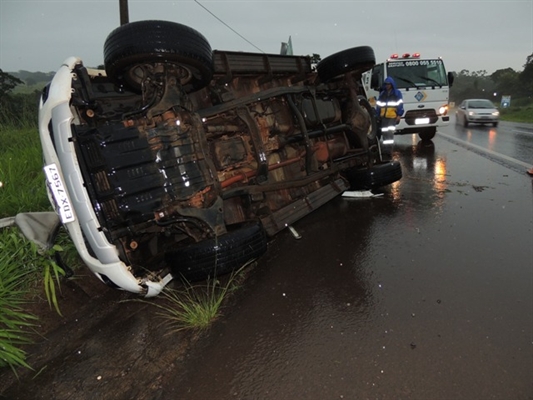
[39,20,401,295]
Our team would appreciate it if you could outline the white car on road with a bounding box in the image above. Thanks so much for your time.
[456,98,499,127]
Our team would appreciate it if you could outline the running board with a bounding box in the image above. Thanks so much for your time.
[261,178,348,236]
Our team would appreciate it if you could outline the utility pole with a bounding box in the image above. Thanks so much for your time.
[119,0,129,25]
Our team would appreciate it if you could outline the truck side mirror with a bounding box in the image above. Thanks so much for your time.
[448,72,454,87]
[371,74,380,90]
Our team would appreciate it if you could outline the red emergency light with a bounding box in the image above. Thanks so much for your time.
[390,53,421,59]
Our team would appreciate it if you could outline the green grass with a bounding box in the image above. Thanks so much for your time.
[0,119,77,373]
[0,230,42,373]
[136,269,246,334]
[499,105,533,123]
[0,227,78,373]
[12,84,48,96]
[0,126,51,218]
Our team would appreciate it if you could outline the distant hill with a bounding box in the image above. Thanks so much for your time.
[9,70,55,84]
[8,71,55,94]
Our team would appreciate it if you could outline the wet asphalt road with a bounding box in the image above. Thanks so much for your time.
[2,119,532,400]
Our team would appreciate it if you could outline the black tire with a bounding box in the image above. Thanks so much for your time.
[418,127,436,141]
[463,118,469,127]
[344,160,402,190]
[165,222,268,282]
[104,20,214,92]
[317,46,375,82]
[493,122,498,127]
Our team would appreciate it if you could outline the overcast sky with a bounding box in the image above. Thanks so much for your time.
[1,0,532,75]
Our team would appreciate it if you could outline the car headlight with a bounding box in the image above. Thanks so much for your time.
[468,111,475,116]
[438,105,448,115]
[492,111,499,116]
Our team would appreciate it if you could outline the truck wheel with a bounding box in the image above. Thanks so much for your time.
[418,127,436,141]
[104,20,214,92]
[165,222,268,282]
[317,46,375,82]
[343,160,402,190]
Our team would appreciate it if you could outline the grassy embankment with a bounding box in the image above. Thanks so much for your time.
[0,119,68,373]
[499,102,533,123]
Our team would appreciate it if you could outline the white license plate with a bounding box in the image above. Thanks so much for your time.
[44,164,76,223]
[415,117,430,125]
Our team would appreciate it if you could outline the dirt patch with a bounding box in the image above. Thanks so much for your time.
[22,271,112,334]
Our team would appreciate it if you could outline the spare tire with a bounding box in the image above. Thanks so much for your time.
[317,46,375,82]
[343,161,402,190]
[104,20,214,92]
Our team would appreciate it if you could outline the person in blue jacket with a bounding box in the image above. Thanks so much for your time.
[375,77,404,145]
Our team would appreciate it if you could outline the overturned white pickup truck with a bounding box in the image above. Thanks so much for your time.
[39,20,401,296]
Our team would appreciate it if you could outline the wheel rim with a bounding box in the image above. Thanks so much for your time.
[124,62,196,88]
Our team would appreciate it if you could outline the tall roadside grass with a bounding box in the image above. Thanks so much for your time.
[0,227,75,373]
[0,114,77,373]
[499,105,533,123]
[133,268,248,334]
[0,231,38,373]
[0,91,40,130]
[0,125,51,218]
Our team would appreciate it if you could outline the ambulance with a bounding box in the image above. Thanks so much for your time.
[362,53,454,140]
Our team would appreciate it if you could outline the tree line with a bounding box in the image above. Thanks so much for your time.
[0,70,41,127]
[1,53,532,127]
[450,53,533,105]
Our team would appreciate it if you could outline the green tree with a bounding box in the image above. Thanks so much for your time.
[0,70,39,127]
[490,68,519,98]
[0,69,23,98]
[449,70,495,103]
[518,53,533,97]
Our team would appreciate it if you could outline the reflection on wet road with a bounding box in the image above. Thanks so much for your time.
[442,116,533,166]
[170,135,533,399]
[1,132,532,400]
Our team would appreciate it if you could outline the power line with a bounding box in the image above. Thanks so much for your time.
[194,0,265,53]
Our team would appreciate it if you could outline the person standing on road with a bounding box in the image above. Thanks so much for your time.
[375,76,404,146]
